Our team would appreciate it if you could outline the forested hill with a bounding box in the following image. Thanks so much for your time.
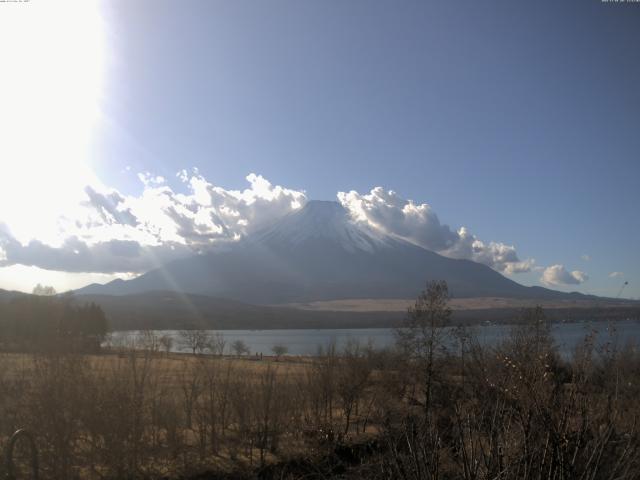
[0,293,108,351]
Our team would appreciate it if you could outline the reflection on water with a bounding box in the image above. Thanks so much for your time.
[110,319,640,357]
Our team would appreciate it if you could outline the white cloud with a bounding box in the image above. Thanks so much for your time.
[337,187,534,274]
[0,264,130,294]
[609,271,624,278]
[541,264,589,286]
[0,235,192,274]
[0,172,306,274]
[581,254,591,261]
[0,173,585,290]
[441,227,535,274]
[137,172,166,187]
[84,186,139,227]
[337,188,458,251]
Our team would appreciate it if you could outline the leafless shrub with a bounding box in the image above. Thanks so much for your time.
[159,334,174,355]
[271,343,288,360]
[336,339,373,435]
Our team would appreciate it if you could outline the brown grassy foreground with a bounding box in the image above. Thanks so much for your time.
[2,316,640,479]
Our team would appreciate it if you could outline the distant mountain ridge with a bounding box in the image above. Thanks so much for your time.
[0,288,27,301]
[2,287,637,331]
[75,200,594,303]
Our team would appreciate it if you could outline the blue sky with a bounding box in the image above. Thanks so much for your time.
[0,0,638,298]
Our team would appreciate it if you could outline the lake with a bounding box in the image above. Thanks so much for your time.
[110,318,640,357]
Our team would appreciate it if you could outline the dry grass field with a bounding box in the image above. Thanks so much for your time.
[2,305,640,479]
[284,296,637,312]
[0,346,385,479]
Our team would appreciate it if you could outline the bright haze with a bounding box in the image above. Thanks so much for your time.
[0,0,638,299]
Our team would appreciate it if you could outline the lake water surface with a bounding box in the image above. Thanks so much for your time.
[111,319,640,357]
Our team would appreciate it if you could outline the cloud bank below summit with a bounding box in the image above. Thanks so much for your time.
[0,171,586,287]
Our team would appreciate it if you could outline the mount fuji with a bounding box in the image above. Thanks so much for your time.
[74,201,585,304]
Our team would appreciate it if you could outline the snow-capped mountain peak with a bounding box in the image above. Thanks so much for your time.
[74,200,580,304]
[250,200,392,253]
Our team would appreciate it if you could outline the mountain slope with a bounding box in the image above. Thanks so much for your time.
[72,290,640,331]
[72,290,405,330]
[0,288,28,302]
[75,201,589,303]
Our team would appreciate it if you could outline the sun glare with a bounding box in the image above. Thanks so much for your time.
[0,0,105,245]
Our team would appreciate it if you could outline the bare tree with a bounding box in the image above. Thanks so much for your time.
[138,330,160,353]
[271,343,288,360]
[306,342,339,427]
[159,334,174,355]
[396,280,451,415]
[32,283,57,296]
[209,332,226,356]
[336,339,373,435]
[231,339,250,357]
[180,329,211,355]
[180,364,202,429]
